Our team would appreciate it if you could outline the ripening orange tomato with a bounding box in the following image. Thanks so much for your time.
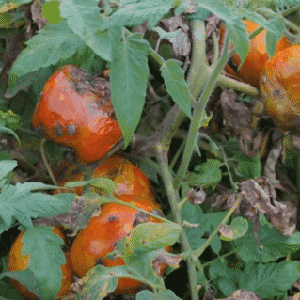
[260,45,300,133]
[220,20,291,87]
[54,154,154,201]
[70,200,166,295]
[31,64,123,164]
[8,227,73,299]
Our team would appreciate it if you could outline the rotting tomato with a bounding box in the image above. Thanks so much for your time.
[260,45,300,133]
[31,64,123,164]
[219,20,291,87]
[54,154,154,201]
[70,200,166,295]
[8,227,73,299]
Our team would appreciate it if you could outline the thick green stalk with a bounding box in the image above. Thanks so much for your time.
[173,29,230,190]
[155,146,198,300]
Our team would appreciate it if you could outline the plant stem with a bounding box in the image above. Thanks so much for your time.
[194,194,243,258]
[40,138,57,185]
[173,28,230,190]
[155,146,198,300]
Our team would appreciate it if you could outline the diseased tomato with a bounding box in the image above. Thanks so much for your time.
[260,45,300,133]
[54,154,154,201]
[8,227,73,299]
[70,200,166,295]
[31,64,123,164]
[219,20,291,87]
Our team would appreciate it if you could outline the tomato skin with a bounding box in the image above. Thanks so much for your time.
[260,45,300,133]
[31,65,123,164]
[220,20,291,87]
[8,227,73,299]
[70,200,165,295]
[55,154,154,200]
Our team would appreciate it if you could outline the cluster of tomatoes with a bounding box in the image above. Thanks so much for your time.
[221,20,300,134]
[7,65,168,299]
[8,154,167,299]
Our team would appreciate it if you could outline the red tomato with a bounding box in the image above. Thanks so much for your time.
[70,201,166,295]
[54,154,154,201]
[260,45,300,133]
[31,65,123,164]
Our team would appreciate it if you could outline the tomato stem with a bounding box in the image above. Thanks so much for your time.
[155,146,198,300]
[194,194,243,258]
[173,25,230,190]
[40,138,57,185]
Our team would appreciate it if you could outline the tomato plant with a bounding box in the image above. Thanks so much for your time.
[1,1,300,300]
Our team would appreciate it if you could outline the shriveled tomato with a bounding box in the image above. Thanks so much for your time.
[70,200,166,295]
[8,227,73,299]
[31,64,123,164]
[260,45,300,133]
[55,154,154,201]
[219,20,291,87]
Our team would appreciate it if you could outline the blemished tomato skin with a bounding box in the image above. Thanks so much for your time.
[7,227,73,299]
[54,154,154,201]
[70,201,166,295]
[220,20,291,87]
[260,45,300,133]
[31,64,123,164]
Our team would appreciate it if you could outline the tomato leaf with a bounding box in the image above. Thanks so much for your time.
[8,21,86,89]
[59,0,111,61]
[181,202,227,251]
[118,222,181,262]
[100,0,174,30]
[160,59,192,118]
[110,32,151,147]
[234,214,300,262]
[9,227,64,300]
[0,183,74,233]
[0,160,17,188]
[136,290,181,300]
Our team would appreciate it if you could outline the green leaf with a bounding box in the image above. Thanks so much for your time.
[0,160,17,182]
[118,222,181,262]
[100,0,174,30]
[220,216,248,241]
[197,0,249,64]
[0,183,74,233]
[160,59,192,118]
[217,277,236,297]
[59,0,111,61]
[0,126,20,145]
[76,265,118,299]
[234,214,300,262]
[136,290,182,300]
[181,202,227,250]
[89,177,116,195]
[4,227,66,300]
[234,152,261,179]
[110,32,151,147]
[8,21,86,88]
[187,159,223,189]
[78,249,167,299]
[239,261,299,298]
[0,279,25,299]
[42,1,62,25]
